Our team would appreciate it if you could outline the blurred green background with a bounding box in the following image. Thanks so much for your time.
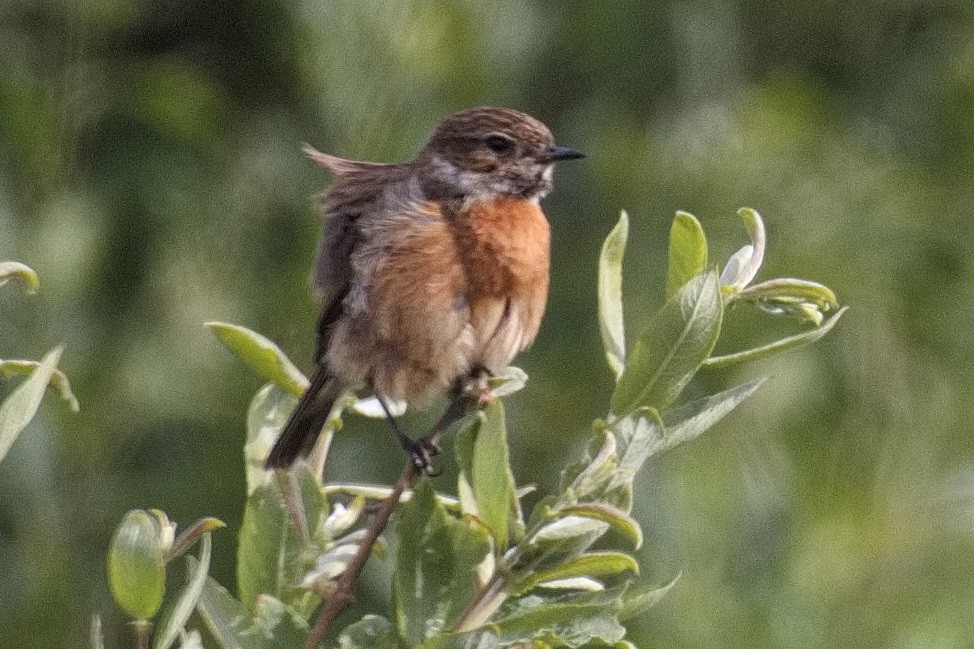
[2,1,973,647]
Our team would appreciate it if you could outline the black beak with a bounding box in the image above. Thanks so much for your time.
[544,145,586,162]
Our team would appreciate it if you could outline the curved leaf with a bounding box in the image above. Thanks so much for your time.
[598,211,629,379]
[206,322,307,396]
[153,534,213,649]
[611,271,722,417]
[0,347,63,463]
[0,261,39,294]
[704,306,848,368]
[666,211,708,298]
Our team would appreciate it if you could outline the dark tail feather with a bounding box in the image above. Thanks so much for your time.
[265,365,342,468]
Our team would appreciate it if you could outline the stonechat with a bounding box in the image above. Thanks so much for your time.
[266,106,584,469]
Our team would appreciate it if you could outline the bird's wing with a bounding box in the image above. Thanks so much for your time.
[304,145,411,363]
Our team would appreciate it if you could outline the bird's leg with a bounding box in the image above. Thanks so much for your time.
[377,396,439,474]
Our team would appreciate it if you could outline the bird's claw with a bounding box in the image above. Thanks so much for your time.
[403,436,441,475]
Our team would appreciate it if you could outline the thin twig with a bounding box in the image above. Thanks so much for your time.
[303,396,470,648]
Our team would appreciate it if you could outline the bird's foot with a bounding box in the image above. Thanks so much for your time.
[401,435,441,475]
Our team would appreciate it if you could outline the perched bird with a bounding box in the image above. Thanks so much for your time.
[266,106,584,469]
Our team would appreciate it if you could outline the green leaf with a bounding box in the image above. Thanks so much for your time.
[153,534,213,649]
[666,211,708,299]
[455,400,521,551]
[0,347,63,463]
[703,306,848,368]
[611,271,722,417]
[394,480,491,646]
[107,509,169,620]
[90,615,105,649]
[207,322,307,397]
[519,552,639,594]
[337,615,400,649]
[244,384,298,495]
[487,366,528,398]
[557,505,642,549]
[252,595,309,647]
[733,277,839,311]
[0,261,40,293]
[237,483,303,614]
[194,570,267,649]
[618,573,681,621]
[238,461,327,617]
[598,211,629,379]
[493,587,627,648]
[611,378,765,483]
[0,358,80,412]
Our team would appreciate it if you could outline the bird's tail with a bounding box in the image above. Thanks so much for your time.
[265,364,343,468]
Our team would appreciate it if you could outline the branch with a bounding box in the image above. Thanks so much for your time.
[303,396,470,648]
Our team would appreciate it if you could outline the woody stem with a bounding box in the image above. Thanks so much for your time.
[303,394,471,649]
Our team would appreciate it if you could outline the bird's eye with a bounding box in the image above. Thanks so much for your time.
[485,135,515,154]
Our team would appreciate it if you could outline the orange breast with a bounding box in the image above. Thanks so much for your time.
[455,197,551,367]
[458,197,551,298]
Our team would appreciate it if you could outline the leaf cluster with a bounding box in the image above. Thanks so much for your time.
[97,209,844,648]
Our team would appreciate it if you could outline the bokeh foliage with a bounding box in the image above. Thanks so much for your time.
[2,0,973,647]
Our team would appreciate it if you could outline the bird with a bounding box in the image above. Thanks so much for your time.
[265,106,584,470]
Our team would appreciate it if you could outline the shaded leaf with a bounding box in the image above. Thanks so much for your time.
[456,400,521,551]
[154,534,213,649]
[395,481,491,646]
[337,615,400,649]
[0,359,79,412]
[207,322,307,396]
[611,378,765,484]
[611,271,722,417]
[666,211,707,299]
[703,306,848,368]
[618,573,681,621]
[236,483,302,614]
[194,570,267,649]
[0,347,63,463]
[493,587,627,648]
[598,211,628,379]
[244,384,298,495]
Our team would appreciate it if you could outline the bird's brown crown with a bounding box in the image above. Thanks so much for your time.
[416,106,579,201]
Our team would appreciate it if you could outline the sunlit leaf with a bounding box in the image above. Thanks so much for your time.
[558,504,642,549]
[107,509,169,620]
[487,366,529,398]
[90,615,105,649]
[394,480,491,646]
[598,211,629,379]
[207,322,307,396]
[153,534,213,649]
[0,347,63,463]
[519,552,639,594]
[0,261,39,293]
[611,271,722,417]
[666,211,707,299]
